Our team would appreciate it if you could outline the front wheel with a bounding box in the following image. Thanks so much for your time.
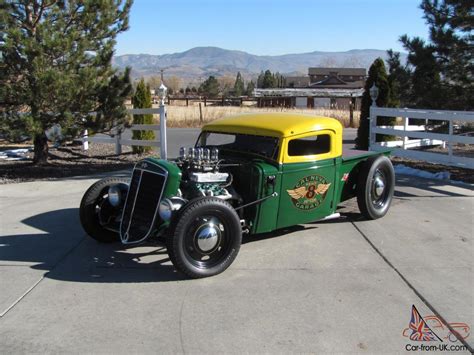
[167,197,242,278]
[357,155,395,220]
[79,176,129,243]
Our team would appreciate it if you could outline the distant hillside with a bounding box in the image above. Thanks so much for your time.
[113,46,405,81]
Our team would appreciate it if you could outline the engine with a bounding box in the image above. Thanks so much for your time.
[176,147,234,200]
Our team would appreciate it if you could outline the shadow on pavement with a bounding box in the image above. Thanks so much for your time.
[3,174,469,284]
[395,175,472,198]
[242,225,314,245]
[0,208,184,283]
[2,208,322,283]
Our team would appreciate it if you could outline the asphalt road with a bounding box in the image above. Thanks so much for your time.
[124,127,358,158]
[0,130,473,353]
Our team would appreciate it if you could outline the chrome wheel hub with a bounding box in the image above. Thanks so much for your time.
[374,175,385,197]
[194,221,221,253]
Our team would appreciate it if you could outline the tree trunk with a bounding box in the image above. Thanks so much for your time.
[33,132,49,165]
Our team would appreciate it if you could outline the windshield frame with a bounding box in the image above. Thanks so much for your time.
[195,130,281,162]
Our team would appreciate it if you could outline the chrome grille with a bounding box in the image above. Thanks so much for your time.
[120,161,167,244]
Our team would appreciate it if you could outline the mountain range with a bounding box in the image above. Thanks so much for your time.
[113,46,404,82]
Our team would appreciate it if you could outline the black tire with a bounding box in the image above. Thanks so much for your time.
[356,155,395,220]
[167,197,242,278]
[79,176,129,243]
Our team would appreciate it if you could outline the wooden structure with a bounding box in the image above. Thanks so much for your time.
[273,67,367,109]
[165,96,257,107]
[253,88,363,110]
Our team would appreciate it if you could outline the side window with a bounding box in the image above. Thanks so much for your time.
[287,134,331,156]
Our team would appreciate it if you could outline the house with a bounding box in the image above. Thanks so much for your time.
[255,67,367,109]
[308,67,366,88]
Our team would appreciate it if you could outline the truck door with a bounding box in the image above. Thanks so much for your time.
[277,130,337,229]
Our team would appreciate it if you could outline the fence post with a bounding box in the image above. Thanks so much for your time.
[158,83,168,160]
[83,129,89,151]
[115,128,122,155]
[349,95,354,128]
[403,116,409,150]
[369,106,376,150]
[368,84,379,150]
[448,119,453,160]
[159,104,167,159]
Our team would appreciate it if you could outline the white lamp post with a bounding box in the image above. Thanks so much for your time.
[368,83,379,150]
[158,82,168,160]
[369,83,379,107]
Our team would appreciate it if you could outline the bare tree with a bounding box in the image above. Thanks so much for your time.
[146,76,161,90]
[166,76,182,94]
[217,76,235,96]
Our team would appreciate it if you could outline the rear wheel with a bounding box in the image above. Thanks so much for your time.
[167,197,242,278]
[357,155,395,220]
[79,177,129,243]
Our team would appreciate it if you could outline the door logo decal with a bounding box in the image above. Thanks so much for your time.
[287,175,331,210]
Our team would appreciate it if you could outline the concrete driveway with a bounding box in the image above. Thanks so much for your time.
[0,151,472,352]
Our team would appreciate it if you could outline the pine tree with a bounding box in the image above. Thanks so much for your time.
[233,72,245,97]
[246,80,255,96]
[257,71,265,88]
[400,0,473,109]
[131,79,155,154]
[273,73,279,88]
[386,50,411,107]
[355,58,391,150]
[273,72,284,88]
[262,70,276,88]
[0,1,133,164]
[199,76,220,98]
[400,36,444,108]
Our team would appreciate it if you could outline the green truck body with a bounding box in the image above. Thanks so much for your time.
[80,114,394,278]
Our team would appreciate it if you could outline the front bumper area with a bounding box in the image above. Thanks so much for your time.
[120,160,168,244]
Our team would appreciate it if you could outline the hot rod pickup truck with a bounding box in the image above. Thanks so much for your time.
[80,113,394,278]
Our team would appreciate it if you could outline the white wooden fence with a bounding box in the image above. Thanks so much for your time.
[82,107,167,158]
[369,107,474,169]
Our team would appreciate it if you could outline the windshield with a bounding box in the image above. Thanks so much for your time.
[196,131,279,160]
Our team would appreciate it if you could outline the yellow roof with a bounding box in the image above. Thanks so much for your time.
[202,113,343,138]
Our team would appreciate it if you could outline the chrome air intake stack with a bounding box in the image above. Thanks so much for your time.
[178,147,220,172]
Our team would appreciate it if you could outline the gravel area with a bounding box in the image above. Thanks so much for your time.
[391,157,474,184]
[0,142,154,184]
[413,143,474,159]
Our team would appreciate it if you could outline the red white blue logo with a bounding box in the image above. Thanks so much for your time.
[407,305,442,342]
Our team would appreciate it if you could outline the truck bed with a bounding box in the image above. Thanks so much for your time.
[342,148,379,162]
[336,148,392,204]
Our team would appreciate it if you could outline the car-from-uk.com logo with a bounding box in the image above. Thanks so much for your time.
[403,305,470,352]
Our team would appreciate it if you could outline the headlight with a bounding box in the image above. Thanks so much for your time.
[158,198,173,221]
[108,185,121,207]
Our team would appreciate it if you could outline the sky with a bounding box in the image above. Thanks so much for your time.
[115,0,429,56]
